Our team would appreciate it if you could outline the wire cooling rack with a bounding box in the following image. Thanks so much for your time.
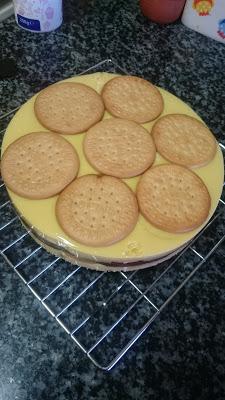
[0,59,225,370]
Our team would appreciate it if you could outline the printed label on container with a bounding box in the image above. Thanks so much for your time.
[17,14,41,31]
[182,0,225,44]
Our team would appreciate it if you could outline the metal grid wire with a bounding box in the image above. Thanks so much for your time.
[0,60,225,370]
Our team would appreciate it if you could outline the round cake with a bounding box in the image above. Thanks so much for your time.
[1,72,224,270]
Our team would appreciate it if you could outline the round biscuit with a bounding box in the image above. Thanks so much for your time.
[1,132,79,199]
[56,174,139,246]
[152,114,217,168]
[102,76,163,123]
[137,164,211,233]
[34,82,105,134]
[83,118,156,178]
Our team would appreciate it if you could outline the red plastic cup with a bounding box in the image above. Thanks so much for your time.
[140,0,186,24]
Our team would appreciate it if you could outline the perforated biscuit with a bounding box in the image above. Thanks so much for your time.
[137,164,211,233]
[152,114,217,168]
[102,76,163,123]
[34,82,105,135]
[56,174,139,246]
[84,118,156,178]
[1,132,79,199]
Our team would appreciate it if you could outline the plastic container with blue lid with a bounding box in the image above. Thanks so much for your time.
[13,0,62,33]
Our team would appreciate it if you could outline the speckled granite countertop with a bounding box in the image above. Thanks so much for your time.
[0,1,225,399]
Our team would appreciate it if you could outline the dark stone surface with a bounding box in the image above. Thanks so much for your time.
[0,1,225,399]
